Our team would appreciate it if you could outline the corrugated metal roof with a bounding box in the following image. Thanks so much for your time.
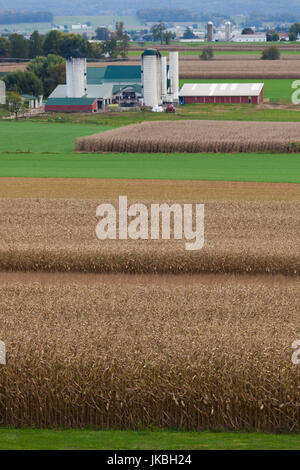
[87,66,141,84]
[87,67,106,84]
[104,66,141,81]
[112,84,142,94]
[45,97,96,106]
[179,83,264,97]
[49,85,107,99]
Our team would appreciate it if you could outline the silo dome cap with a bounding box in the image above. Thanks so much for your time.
[142,48,161,57]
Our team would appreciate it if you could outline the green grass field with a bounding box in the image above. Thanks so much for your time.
[0,122,299,183]
[0,429,300,450]
[129,50,300,56]
[0,15,142,34]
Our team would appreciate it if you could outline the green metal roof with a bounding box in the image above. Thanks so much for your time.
[104,65,141,81]
[87,67,106,84]
[87,65,141,84]
[46,97,96,106]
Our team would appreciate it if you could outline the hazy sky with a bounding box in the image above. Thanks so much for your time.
[0,0,298,16]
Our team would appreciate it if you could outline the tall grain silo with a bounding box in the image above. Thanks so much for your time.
[161,55,167,98]
[169,51,179,101]
[225,21,232,41]
[0,80,5,105]
[66,57,87,98]
[142,49,162,107]
[207,21,214,42]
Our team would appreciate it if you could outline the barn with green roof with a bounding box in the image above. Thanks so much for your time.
[45,63,142,113]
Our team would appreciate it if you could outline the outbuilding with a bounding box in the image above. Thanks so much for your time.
[179,83,264,105]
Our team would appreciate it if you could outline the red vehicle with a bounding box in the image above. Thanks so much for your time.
[165,104,175,113]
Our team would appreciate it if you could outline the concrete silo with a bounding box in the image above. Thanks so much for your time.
[225,21,232,42]
[66,57,87,98]
[0,80,5,105]
[207,21,214,42]
[161,55,168,99]
[141,49,162,107]
[169,51,179,101]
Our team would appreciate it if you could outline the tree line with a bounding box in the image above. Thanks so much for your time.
[0,10,53,24]
[1,23,131,100]
[0,25,129,60]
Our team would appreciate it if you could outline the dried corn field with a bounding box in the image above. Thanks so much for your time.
[0,199,299,275]
[177,59,300,79]
[0,195,299,431]
[0,274,299,430]
[75,120,300,154]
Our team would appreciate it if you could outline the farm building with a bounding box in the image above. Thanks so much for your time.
[179,83,264,104]
[45,51,180,112]
[45,58,142,112]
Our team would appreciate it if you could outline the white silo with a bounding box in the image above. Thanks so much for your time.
[169,51,179,101]
[142,49,162,107]
[161,56,167,98]
[0,80,5,105]
[225,21,232,42]
[66,57,87,98]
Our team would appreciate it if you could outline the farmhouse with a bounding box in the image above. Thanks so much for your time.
[179,83,264,104]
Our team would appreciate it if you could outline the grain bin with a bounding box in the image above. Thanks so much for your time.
[142,49,162,107]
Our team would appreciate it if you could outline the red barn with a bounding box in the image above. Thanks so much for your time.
[179,83,264,105]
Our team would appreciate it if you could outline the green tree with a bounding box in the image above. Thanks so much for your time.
[6,91,23,119]
[150,22,167,44]
[261,45,280,60]
[28,30,44,58]
[27,55,65,96]
[289,22,300,36]
[115,21,125,40]
[163,31,173,45]
[183,27,195,39]
[90,42,103,59]
[0,37,11,57]
[201,47,214,60]
[9,33,28,58]
[43,30,62,55]
[289,31,297,41]
[266,30,279,41]
[58,33,92,58]
[118,33,130,58]
[102,38,118,58]
[242,27,254,35]
[4,70,43,97]
[95,27,110,40]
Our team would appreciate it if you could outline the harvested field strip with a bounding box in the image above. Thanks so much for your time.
[0,278,299,430]
[75,120,300,154]
[1,178,299,202]
[0,199,299,275]
[88,59,300,79]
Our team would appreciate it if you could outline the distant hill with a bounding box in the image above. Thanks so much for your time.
[0,0,299,17]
